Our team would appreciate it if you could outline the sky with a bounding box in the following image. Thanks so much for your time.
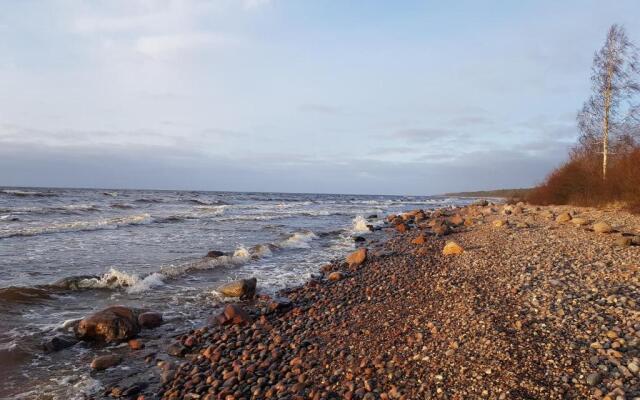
[1,0,640,195]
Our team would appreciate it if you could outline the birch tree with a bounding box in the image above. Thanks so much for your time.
[577,24,640,179]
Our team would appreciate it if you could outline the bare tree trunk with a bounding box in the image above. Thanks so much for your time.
[602,58,614,180]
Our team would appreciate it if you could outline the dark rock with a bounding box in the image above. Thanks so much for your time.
[138,312,163,329]
[367,214,377,219]
[167,342,186,357]
[75,306,140,342]
[214,304,252,326]
[206,250,225,258]
[43,335,78,352]
[353,236,366,243]
[90,354,122,371]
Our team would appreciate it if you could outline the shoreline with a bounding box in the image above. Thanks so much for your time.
[85,203,640,398]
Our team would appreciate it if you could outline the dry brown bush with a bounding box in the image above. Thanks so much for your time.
[528,147,640,213]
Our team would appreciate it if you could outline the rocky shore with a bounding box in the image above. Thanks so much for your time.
[89,202,639,399]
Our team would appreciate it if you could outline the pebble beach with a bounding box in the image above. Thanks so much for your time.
[74,202,640,399]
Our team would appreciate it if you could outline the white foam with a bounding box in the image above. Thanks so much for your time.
[352,215,371,233]
[127,272,165,294]
[280,231,318,249]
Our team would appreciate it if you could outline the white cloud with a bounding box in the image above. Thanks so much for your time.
[134,33,237,58]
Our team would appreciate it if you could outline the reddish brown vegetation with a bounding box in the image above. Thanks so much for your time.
[528,147,640,212]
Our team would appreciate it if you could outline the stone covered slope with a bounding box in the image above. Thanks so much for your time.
[158,204,640,400]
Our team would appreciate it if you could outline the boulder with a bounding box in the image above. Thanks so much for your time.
[571,217,588,226]
[516,222,529,228]
[473,199,489,207]
[138,312,163,329]
[328,271,344,281]
[267,297,293,313]
[593,222,613,234]
[492,219,507,228]
[463,218,474,227]
[395,223,408,233]
[206,250,225,258]
[555,213,572,223]
[448,214,464,226]
[215,304,252,326]
[353,236,366,243]
[512,206,523,215]
[443,241,464,255]
[413,211,427,223]
[432,223,450,236]
[91,354,122,371]
[367,214,377,219]
[614,237,632,247]
[75,306,140,343]
[167,342,186,357]
[540,210,555,220]
[43,335,78,352]
[217,278,257,299]
[346,248,367,267]
[411,234,427,245]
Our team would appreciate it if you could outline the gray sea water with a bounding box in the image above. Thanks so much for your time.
[0,187,470,399]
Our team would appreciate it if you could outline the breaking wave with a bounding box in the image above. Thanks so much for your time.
[0,214,153,239]
[0,189,57,197]
[281,231,318,249]
[352,216,371,233]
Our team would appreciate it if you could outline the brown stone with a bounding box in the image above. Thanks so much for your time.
[217,278,257,299]
[442,241,464,256]
[128,339,144,350]
[593,222,613,234]
[328,271,344,281]
[221,304,252,325]
[411,234,426,245]
[91,354,122,370]
[75,306,140,343]
[492,219,507,228]
[138,312,163,329]
[555,212,572,223]
[346,248,367,267]
[448,214,464,226]
[395,223,408,233]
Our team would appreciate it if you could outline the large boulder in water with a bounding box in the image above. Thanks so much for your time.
[217,278,257,299]
[75,306,141,343]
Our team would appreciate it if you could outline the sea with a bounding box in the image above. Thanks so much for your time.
[0,187,471,399]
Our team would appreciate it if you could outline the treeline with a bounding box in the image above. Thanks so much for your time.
[528,25,640,212]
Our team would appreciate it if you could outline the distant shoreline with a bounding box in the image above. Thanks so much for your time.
[443,188,532,198]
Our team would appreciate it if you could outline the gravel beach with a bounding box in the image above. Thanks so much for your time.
[120,203,639,399]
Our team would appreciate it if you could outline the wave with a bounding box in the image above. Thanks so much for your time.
[280,231,318,249]
[0,204,100,216]
[135,198,164,204]
[110,203,134,209]
[11,228,321,297]
[0,189,57,197]
[0,213,153,239]
[187,199,228,206]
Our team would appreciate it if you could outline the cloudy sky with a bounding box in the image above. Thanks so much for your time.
[1,1,639,195]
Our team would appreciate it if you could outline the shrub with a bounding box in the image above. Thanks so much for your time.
[527,147,640,212]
